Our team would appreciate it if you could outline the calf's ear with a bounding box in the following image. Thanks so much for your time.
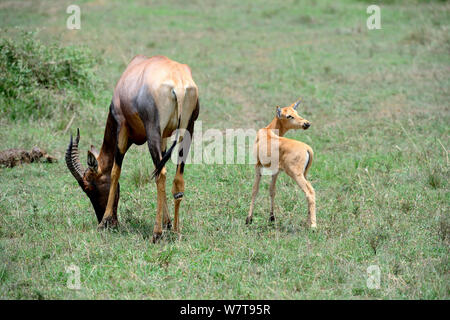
[276,106,282,118]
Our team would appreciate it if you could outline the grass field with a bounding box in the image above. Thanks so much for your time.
[0,0,449,299]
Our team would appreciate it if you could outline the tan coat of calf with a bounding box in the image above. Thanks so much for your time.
[247,99,316,228]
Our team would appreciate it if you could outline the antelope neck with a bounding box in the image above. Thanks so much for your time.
[266,117,289,137]
[98,110,118,173]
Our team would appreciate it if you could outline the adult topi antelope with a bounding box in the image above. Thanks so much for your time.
[65,55,199,243]
[246,99,316,228]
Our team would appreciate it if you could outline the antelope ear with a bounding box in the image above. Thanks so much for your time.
[276,106,282,118]
[90,145,99,158]
[87,150,98,172]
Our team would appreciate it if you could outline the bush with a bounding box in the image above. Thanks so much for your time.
[0,29,102,120]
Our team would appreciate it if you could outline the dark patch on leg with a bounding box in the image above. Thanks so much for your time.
[109,100,119,123]
[134,85,163,173]
[115,148,124,167]
[173,192,184,199]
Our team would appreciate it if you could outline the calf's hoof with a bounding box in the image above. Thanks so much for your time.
[245,217,253,225]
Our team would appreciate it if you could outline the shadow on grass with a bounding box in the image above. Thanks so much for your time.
[118,215,180,243]
[246,217,309,235]
[118,215,154,239]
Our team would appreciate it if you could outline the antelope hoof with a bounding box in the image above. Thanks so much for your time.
[97,217,117,230]
[246,216,253,225]
[164,220,172,230]
[269,215,275,223]
[152,232,162,243]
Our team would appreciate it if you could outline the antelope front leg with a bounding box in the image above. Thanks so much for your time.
[246,166,262,224]
[98,126,128,230]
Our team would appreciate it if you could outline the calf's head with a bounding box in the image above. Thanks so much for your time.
[65,129,117,223]
[276,98,311,130]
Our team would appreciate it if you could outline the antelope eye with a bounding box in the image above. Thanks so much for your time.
[287,115,294,119]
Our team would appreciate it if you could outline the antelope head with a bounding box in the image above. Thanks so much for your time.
[65,129,117,223]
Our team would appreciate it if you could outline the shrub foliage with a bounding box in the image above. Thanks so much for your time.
[0,30,101,120]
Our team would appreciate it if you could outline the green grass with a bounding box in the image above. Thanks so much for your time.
[0,0,449,299]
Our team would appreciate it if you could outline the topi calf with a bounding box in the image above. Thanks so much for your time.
[246,98,316,228]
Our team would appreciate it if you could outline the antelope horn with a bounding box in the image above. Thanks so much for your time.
[65,128,85,188]
[293,98,302,110]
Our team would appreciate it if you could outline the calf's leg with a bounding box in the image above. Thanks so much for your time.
[269,172,279,222]
[290,173,316,228]
[246,166,262,224]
